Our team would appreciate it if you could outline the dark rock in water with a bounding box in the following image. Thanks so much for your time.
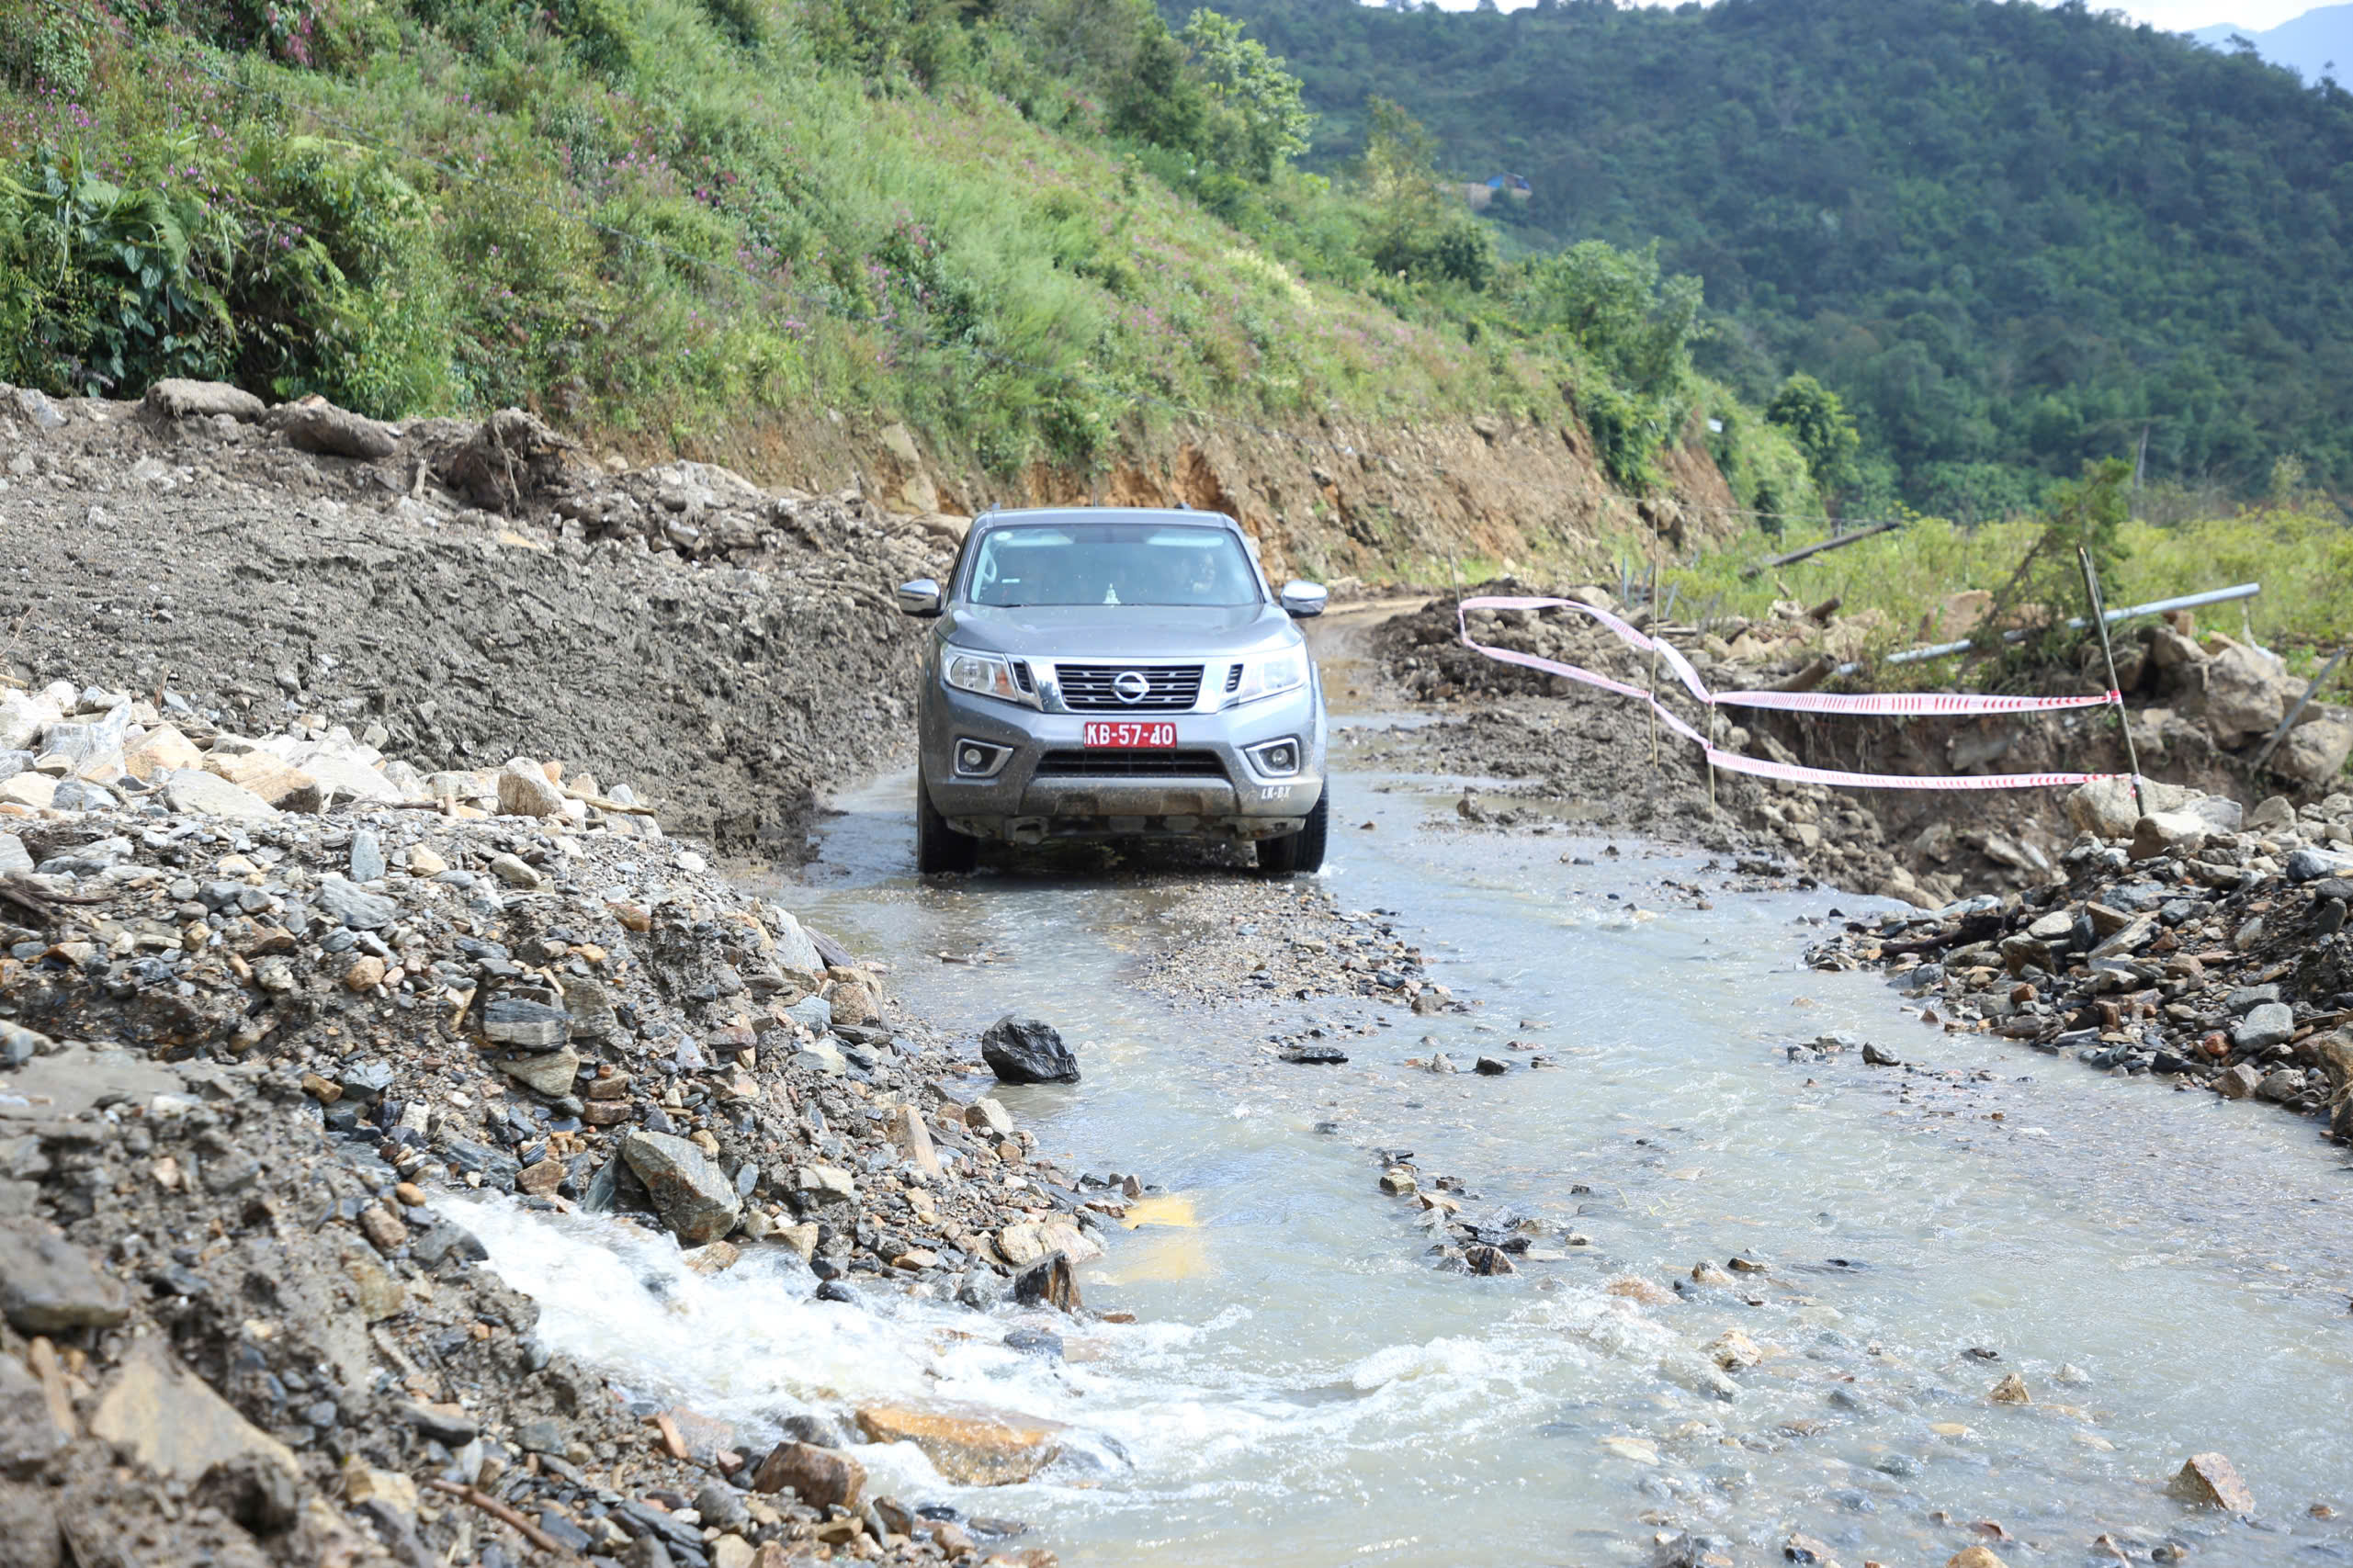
[807,927,858,970]
[1003,1326,1065,1359]
[815,1280,861,1305]
[780,1411,856,1450]
[1473,1055,1509,1075]
[1281,1043,1349,1065]
[2150,1051,2196,1075]
[956,1271,1007,1311]
[980,1017,1080,1085]
[1861,1042,1900,1066]
[1462,1245,1517,1276]
[1011,1253,1080,1313]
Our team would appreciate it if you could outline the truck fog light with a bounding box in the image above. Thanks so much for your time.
[1249,739,1302,776]
[953,739,1011,778]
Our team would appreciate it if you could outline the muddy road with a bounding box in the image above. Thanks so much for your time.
[483,608,2353,1568]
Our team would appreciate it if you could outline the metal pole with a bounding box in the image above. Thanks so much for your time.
[1837,581,2264,675]
[2248,648,2347,776]
[2076,546,2145,818]
[1646,562,1660,767]
[1706,706,1718,811]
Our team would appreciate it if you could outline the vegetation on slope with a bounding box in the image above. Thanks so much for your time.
[0,0,1813,511]
[1192,0,2353,518]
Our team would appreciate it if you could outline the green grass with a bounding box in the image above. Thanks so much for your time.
[1658,506,2353,680]
[3,0,1814,499]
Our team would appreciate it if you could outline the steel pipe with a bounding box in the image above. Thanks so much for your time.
[1833,581,2262,675]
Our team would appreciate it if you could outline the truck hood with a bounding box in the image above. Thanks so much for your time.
[940,603,1300,660]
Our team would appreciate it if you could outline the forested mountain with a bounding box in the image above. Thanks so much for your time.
[1195,0,2353,516]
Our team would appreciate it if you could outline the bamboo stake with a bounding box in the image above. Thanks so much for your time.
[2076,546,2145,818]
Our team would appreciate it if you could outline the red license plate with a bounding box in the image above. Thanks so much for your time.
[1083,720,1176,749]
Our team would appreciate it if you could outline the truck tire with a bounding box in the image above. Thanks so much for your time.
[1257,787,1328,877]
[916,779,979,874]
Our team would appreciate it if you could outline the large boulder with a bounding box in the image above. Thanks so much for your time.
[2276,716,2353,786]
[161,768,277,821]
[2062,776,2202,839]
[0,690,61,751]
[143,378,265,422]
[751,1440,865,1508]
[853,1404,1063,1486]
[271,397,397,459]
[619,1132,741,1245]
[2202,643,2288,746]
[980,1016,1080,1085]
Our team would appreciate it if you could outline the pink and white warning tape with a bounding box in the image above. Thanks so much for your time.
[1455,594,2127,792]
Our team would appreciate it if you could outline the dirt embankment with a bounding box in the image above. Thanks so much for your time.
[2,385,956,857]
[1367,583,2353,908]
[594,402,1743,591]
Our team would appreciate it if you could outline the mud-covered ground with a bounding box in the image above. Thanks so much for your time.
[2,386,949,856]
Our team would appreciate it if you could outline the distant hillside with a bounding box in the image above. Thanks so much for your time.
[1195,0,2353,515]
[2191,4,2353,82]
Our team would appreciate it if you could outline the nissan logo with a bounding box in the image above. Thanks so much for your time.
[1113,671,1151,704]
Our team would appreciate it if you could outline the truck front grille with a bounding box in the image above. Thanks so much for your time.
[1055,664,1203,711]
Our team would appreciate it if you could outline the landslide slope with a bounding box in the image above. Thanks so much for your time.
[2,0,1791,579]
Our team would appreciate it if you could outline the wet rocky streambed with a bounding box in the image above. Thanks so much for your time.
[472,738,2353,1568]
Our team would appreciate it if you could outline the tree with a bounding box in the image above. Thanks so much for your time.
[1182,10,1315,181]
[1765,372,1861,505]
[1357,96,1492,286]
[1510,240,1703,397]
[1982,457,2133,675]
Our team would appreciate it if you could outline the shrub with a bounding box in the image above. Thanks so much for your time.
[0,152,236,396]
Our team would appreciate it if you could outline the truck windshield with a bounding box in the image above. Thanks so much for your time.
[965,525,1261,608]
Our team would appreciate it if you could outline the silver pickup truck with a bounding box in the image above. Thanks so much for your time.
[895,506,1329,875]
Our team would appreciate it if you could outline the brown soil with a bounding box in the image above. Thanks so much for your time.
[588,404,1744,590]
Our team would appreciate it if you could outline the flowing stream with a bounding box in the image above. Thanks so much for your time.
[467,620,2353,1566]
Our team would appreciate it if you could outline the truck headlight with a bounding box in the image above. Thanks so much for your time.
[1226,649,1307,707]
[942,649,1038,708]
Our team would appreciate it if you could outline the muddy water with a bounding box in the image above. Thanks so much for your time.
[471,623,2353,1566]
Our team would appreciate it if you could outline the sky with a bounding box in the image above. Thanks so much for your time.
[1420,0,2325,36]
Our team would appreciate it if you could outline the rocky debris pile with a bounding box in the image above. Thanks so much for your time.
[2110,610,2353,786]
[1,682,1132,1568]
[1804,777,2353,1141]
[1380,581,1888,708]
[2,677,659,830]
[1371,584,2352,909]
[3,381,947,853]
